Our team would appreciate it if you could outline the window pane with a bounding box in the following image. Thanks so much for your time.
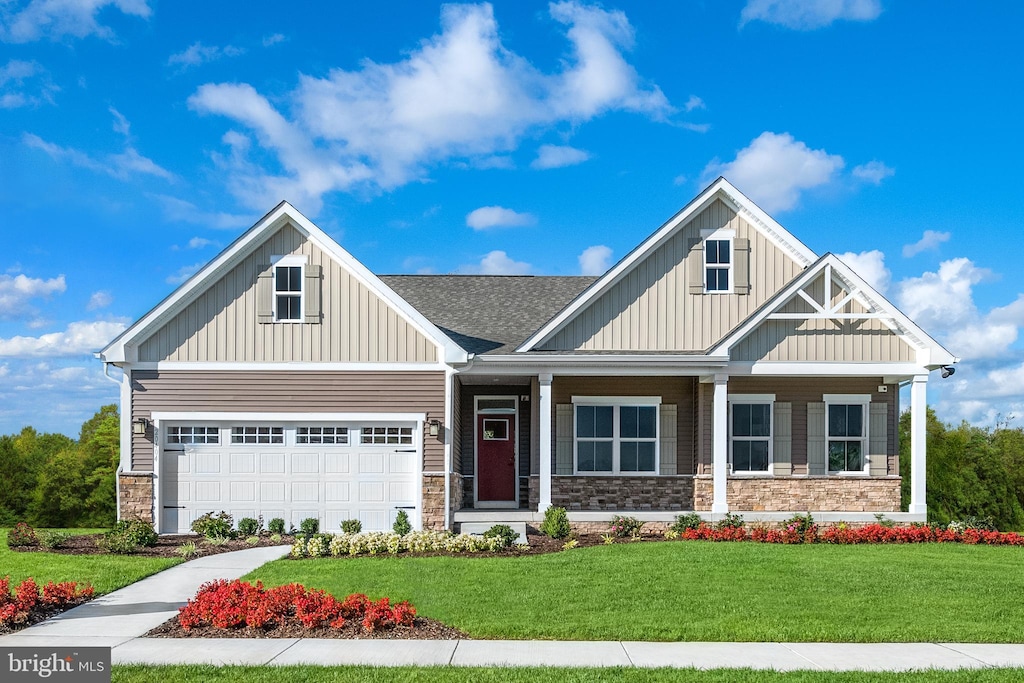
[594,441,613,471]
[636,442,655,471]
[733,404,751,437]
[621,406,638,438]
[846,441,862,470]
[594,406,613,438]
[750,404,771,437]
[829,405,847,437]
[750,441,769,471]
[734,441,751,471]
[706,240,730,265]
[847,405,863,437]
[637,406,656,438]
[277,295,300,320]
[578,441,595,471]
[577,406,594,438]
[621,442,638,471]
[828,441,846,472]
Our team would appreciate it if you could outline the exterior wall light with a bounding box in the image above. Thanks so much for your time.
[132,417,150,435]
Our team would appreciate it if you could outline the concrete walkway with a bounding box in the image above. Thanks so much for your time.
[3,545,1024,671]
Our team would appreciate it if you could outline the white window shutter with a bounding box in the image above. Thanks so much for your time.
[773,402,792,476]
[733,237,750,294]
[257,264,273,323]
[687,238,704,294]
[304,264,322,323]
[868,403,888,476]
[807,402,826,475]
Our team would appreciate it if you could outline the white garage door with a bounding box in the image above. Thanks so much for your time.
[159,422,419,534]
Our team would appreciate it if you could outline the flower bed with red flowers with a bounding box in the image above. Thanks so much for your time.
[676,523,1024,546]
[0,577,95,632]
[148,578,463,640]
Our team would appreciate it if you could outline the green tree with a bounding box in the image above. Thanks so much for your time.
[30,448,87,527]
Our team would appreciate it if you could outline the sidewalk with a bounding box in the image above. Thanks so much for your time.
[3,545,1024,671]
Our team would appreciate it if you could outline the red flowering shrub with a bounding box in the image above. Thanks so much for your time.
[177,580,416,634]
[0,577,94,629]
[673,521,1024,546]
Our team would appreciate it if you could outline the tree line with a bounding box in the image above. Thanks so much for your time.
[0,404,1022,530]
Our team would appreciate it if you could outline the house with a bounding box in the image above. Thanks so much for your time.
[99,178,958,534]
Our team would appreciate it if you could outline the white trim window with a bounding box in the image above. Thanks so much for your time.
[296,426,348,444]
[705,238,732,292]
[361,426,414,445]
[274,264,302,321]
[729,394,773,474]
[573,397,659,474]
[231,426,284,444]
[166,426,219,445]
[825,394,869,474]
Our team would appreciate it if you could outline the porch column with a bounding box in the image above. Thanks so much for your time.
[909,373,928,515]
[538,373,553,513]
[712,373,729,514]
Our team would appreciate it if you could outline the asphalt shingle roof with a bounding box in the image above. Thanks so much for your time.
[380,275,597,355]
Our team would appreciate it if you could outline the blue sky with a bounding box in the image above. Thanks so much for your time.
[1,0,1023,436]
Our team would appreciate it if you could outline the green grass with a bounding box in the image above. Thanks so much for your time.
[246,542,1024,642]
[111,666,1024,683]
[2,528,180,595]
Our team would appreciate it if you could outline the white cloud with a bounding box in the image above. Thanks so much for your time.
[0,0,152,43]
[86,290,112,310]
[23,132,173,181]
[0,58,58,108]
[166,262,204,285]
[703,132,845,213]
[683,95,704,112]
[262,33,286,47]
[466,205,536,230]
[0,272,66,318]
[0,320,127,357]
[578,245,612,275]
[531,144,591,170]
[168,42,245,70]
[187,236,215,249]
[837,250,890,294]
[852,160,894,185]
[902,229,951,258]
[896,258,990,335]
[740,0,882,30]
[458,250,532,275]
[153,194,252,230]
[109,106,130,136]
[188,2,671,212]
[672,174,687,186]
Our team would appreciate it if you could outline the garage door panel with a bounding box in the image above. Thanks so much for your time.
[358,481,385,503]
[291,482,319,503]
[260,453,285,474]
[291,510,319,528]
[359,453,385,473]
[230,481,256,502]
[194,453,222,474]
[325,509,352,530]
[260,482,286,502]
[358,510,386,531]
[325,453,349,473]
[230,453,255,473]
[195,481,221,502]
[325,481,350,502]
[230,508,257,521]
[388,481,414,503]
[388,453,415,474]
[290,452,319,474]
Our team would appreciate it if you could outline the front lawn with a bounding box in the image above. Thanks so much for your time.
[246,542,1024,642]
[111,666,1024,683]
[2,528,179,595]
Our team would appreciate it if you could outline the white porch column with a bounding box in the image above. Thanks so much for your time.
[538,373,553,513]
[712,374,729,514]
[909,373,928,515]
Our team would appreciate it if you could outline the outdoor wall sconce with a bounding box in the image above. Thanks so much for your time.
[132,417,150,435]
[428,419,441,436]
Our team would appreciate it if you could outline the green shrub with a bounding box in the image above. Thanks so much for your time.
[671,513,704,533]
[483,524,518,548]
[610,515,644,538]
[948,515,997,532]
[204,535,230,546]
[7,522,38,547]
[540,506,571,539]
[237,517,261,536]
[99,530,141,554]
[300,517,321,536]
[39,529,74,550]
[245,535,260,546]
[268,518,286,535]
[269,533,282,544]
[339,518,361,534]
[191,511,236,540]
[113,519,158,547]
[393,510,412,536]
[784,513,816,536]
[874,513,896,528]
[715,512,745,530]
[176,541,199,559]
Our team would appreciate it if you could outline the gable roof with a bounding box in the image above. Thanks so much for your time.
[100,201,468,365]
[711,252,959,367]
[516,177,818,352]
[381,275,596,355]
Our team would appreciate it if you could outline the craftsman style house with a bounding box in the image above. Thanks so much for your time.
[99,178,957,533]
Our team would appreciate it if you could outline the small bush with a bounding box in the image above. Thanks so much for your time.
[113,519,158,547]
[237,517,261,536]
[245,536,260,546]
[948,515,997,532]
[7,522,38,548]
[98,531,141,554]
[610,515,644,538]
[38,530,73,550]
[176,541,199,559]
[269,533,282,544]
[392,510,412,536]
[268,518,286,535]
[715,512,745,530]
[339,519,361,534]
[562,539,579,550]
[671,513,704,533]
[540,506,571,539]
[191,512,236,540]
[204,536,231,547]
[483,524,518,548]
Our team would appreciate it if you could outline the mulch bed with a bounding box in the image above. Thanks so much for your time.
[146,616,468,640]
[10,533,296,558]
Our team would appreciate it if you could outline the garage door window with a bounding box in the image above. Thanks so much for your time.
[166,426,219,445]
[361,426,413,445]
[297,426,349,444]
[231,426,284,444]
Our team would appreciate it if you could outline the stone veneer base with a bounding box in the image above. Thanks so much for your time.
[693,475,902,512]
[118,472,155,523]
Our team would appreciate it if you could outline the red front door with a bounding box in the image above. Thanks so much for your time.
[477,414,516,502]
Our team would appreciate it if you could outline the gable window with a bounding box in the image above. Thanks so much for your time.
[824,395,869,474]
[274,265,302,321]
[573,397,659,474]
[705,239,731,292]
[729,395,773,473]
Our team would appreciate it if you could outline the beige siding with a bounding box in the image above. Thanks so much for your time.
[540,199,803,352]
[138,224,437,363]
[130,370,445,472]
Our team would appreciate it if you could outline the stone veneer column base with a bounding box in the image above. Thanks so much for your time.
[694,475,902,512]
[421,474,447,531]
[528,476,539,510]
[118,472,155,523]
[552,476,695,511]
[449,473,465,525]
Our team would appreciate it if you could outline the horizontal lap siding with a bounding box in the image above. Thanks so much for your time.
[130,370,445,472]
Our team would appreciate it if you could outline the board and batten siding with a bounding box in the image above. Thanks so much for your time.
[731,273,915,362]
[129,370,446,472]
[138,224,437,363]
[695,377,897,475]
[539,199,803,352]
